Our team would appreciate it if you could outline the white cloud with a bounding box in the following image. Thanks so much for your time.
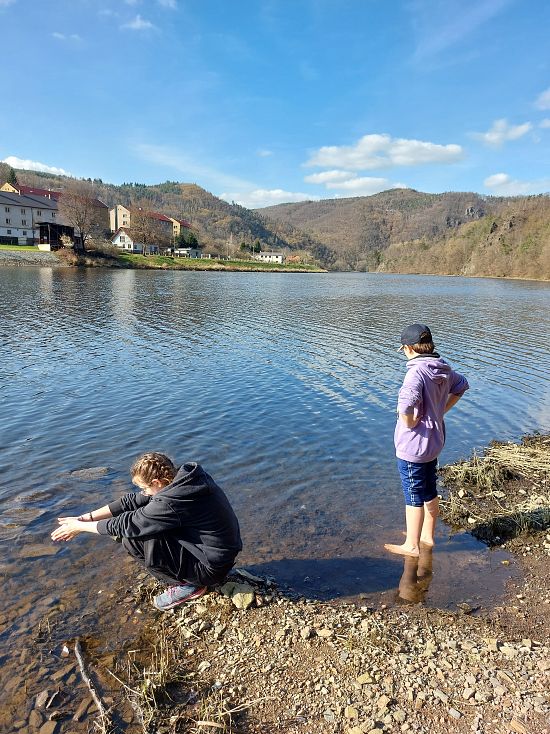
[484,172,550,196]
[471,118,532,146]
[220,189,318,208]
[121,14,156,31]
[305,134,463,170]
[534,86,550,110]
[52,32,82,41]
[157,0,177,7]
[540,119,550,129]
[304,170,355,184]
[257,149,273,157]
[2,155,72,176]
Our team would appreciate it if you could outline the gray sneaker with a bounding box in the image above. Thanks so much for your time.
[153,584,207,611]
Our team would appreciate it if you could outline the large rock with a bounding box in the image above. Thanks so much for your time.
[219,581,255,610]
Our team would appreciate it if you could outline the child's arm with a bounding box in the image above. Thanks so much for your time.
[444,393,462,413]
[399,411,422,428]
[51,517,100,542]
[77,504,113,522]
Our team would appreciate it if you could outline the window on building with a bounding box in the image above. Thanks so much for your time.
[52,212,56,218]
[7,229,11,234]
[120,235,126,242]
[4,207,9,212]
[21,208,26,214]
[5,218,10,224]
[22,219,27,225]
[37,210,42,216]
[23,231,27,236]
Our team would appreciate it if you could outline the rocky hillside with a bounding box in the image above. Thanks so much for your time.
[260,189,503,270]
[378,196,550,280]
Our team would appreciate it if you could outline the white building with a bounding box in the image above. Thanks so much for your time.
[173,246,202,258]
[0,191,59,245]
[253,251,285,264]
[111,227,159,254]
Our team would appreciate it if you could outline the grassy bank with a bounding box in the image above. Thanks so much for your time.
[0,244,40,251]
[116,253,325,272]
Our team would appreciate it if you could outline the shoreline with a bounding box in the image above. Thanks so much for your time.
[2,250,550,281]
[16,435,547,734]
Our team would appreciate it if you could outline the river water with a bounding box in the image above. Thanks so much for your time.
[1,268,549,728]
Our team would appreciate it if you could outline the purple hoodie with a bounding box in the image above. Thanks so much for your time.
[394,354,469,463]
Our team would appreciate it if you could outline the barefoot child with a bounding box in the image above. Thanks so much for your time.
[384,324,469,558]
[51,453,242,610]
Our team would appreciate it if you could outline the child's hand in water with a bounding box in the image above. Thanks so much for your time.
[51,517,83,542]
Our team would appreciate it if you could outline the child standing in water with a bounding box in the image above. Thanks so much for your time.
[52,453,242,610]
[384,324,469,557]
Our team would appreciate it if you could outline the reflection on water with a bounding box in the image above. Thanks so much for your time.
[0,268,548,724]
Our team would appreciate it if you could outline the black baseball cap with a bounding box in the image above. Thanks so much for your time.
[398,323,432,351]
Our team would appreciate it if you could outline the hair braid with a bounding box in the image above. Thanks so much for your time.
[130,452,176,485]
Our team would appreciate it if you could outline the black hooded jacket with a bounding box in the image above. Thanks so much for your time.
[97,463,242,585]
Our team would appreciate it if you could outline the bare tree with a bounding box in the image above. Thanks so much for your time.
[129,206,171,256]
[58,181,108,254]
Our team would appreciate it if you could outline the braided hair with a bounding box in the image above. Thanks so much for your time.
[130,452,176,486]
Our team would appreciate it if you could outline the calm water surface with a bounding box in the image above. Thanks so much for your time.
[1,268,549,724]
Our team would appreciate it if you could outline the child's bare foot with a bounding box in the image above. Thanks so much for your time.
[402,531,434,548]
[384,542,420,557]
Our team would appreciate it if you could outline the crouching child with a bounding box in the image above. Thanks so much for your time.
[51,453,242,611]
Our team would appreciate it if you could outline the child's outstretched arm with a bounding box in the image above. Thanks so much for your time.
[77,504,113,522]
[51,517,100,542]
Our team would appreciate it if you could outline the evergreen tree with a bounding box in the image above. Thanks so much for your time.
[7,166,18,187]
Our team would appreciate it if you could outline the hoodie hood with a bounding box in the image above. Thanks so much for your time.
[158,462,215,501]
[406,355,452,386]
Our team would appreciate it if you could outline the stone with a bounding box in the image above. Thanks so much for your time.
[39,723,58,734]
[393,709,406,723]
[29,710,44,728]
[323,709,335,723]
[300,626,312,640]
[219,582,255,610]
[347,727,363,734]
[317,628,333,638]
[433,689,449,704]
[448,708,462,719]
[35,690,49,708]
[72,697,92,722]
[344,706,358,719]
[463,687,475,700]
[510,719,529,734]
[357,673,373,685]
[377,694,390,709]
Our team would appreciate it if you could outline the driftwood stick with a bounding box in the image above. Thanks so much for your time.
[74,639,110,732]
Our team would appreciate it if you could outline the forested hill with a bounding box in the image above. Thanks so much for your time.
[260,188,499,269]
[0,165,332,264]
[260,188,550,278]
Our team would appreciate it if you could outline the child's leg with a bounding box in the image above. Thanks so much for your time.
[420,496,439,546]
[385,459,426,557]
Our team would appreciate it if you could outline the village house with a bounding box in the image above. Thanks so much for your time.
[109,206,175,240]
[253,251,285,264]
[110,227,159,254]
[0,183,109,248]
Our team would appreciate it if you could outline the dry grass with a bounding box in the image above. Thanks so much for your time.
[440,434,550,543]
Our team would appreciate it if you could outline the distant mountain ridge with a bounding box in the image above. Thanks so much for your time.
[2,162,548,278]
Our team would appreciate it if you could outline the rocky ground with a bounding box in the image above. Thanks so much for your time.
[0,250,62,266]
[11,438,550,734]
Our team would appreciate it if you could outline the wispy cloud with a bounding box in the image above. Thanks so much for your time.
[410,0,513,60]
[471,118,532,146]
[2,155,72,176]
[121,14,156,31]
[484,172,550,195]
[157,0,177,8]
[133,142,255,191]
[304,170,404,196]
[220,189,318,208]
[534,86,550,110]
[305,134,463,170]
[0,0,17,7]
[257,149,273,158]
[52,32,82,42]
[540,119,550,129]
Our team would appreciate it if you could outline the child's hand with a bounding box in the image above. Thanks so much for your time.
[51,517,83,542]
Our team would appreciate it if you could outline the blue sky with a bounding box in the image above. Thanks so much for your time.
[1,0,549,207]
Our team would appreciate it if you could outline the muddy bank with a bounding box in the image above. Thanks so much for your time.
[5,436,550,734]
